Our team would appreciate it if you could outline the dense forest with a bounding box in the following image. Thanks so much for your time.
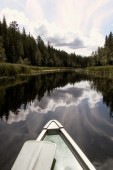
[90,32,113,66]
[0,16,113,68]
[0,16,85,67]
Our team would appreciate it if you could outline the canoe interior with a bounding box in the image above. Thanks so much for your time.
[44,134,83,170]
[37,120,96,170]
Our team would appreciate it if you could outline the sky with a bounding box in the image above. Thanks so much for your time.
[0,0,113,56]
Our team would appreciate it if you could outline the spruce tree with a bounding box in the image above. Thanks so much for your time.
[0,36,6,62]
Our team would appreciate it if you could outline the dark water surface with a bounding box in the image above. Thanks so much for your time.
[0,72,113,170]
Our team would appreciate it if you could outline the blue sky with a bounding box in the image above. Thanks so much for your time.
[0,0,113,56]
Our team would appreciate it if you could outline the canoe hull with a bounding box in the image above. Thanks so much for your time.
[37,120,96,170]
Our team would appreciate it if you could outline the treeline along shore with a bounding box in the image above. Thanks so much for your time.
[0,16,113,78]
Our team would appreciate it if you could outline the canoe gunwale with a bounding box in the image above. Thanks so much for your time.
[36,120,96,170]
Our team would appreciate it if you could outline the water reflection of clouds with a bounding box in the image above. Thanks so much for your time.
[4,81,103,124]
[98,158,113,170]
[3,104,30,124]
[2,81,113,169]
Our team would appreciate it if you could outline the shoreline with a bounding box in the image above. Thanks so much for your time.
[1,63,113,79]
[83,66,113,79]
[0,63,74,79]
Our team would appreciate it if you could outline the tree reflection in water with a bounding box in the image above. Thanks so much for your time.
[0,72,88,120]
[0,72,113,170]
[90,77,113,118]
[0,72,113,120]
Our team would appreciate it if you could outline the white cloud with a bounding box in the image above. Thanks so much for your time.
[3,106,29,124]
[0,8,29,27]
[73,81,103,108]
[25,0,44,21]
[0,0,113,55]
[4,81,103,124]
[0,8,39,36]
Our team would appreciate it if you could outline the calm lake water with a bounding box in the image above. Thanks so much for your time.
[0,72,113,170]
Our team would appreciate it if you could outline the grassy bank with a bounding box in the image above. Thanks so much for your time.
[0,63,72,78]
[84,66,113,78]
[0,63,30,77]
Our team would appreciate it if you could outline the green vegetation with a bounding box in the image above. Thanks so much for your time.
[0,16,83,68]
[0,63,30,77]
[1,16,113,78]
[84,66,113,78]
[0,63,72,77]
[85,66,113,71]
[89,32,113,66]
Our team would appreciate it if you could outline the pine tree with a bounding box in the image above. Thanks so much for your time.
[105,32,113,64]
[0,20,2,36]
[8,21,22,62]
[2,16,8,61]
[36,47,42,65]
[22,27,28,59]
[0,36,6,62]
[27,34,37,65]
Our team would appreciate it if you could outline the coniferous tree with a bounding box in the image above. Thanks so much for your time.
[0,16,82,67]
[37,36,49,66]
[36,47,42,65]
[0,21,2,36]
[0,36,6,62]
[27,34,37,65]
[2,16,9,61]
[22,27,28,60]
